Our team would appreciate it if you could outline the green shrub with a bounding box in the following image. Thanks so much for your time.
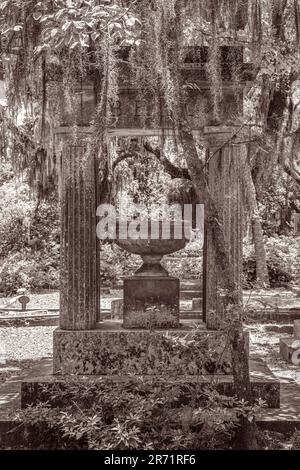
[100,243,140,286]
[14,379,262,450]
[0,249,59,295]
[0,171,60,294]
[291,430,300,450]
[163,256,202,280]
[0,180,33,257]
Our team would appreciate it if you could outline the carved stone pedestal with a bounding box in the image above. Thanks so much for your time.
[123,276,179,329]
[22,322,279,411]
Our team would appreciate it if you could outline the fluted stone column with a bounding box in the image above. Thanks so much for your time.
[59,143,98,330]
[203,131,243,329]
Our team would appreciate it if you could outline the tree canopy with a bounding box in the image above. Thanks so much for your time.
[0,1,299,196]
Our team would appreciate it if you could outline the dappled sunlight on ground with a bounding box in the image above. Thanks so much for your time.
[247,324,300,385]
[0,327,55,361]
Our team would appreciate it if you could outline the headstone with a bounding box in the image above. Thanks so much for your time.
[18,295,30,311]
[111,299,123,319]
[123,277,179,328]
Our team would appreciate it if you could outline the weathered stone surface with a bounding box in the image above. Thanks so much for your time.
[111,299,123,319]
[18,295,30,311]
[60,69,245,130]
[123,277,180,328]
[280,337,300,364]
[53,322,236,375]
[59,144,98,330]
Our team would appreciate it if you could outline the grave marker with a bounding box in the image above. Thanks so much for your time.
[18,295,30,311]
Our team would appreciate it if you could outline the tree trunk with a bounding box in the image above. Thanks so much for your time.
[252,216,269,287]
[241,151,270,288]
[179,125,237,299]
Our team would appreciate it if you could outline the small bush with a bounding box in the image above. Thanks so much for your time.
[0,173,60,294]
[14,379,262,450]
[291,430,300,450]
[100,243,140,286]
[163,256,203,280]
[0,249,59,295]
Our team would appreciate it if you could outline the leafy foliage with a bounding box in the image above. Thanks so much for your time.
[291,429,300,449]
[100,242,140,286]
[14,378,263,450]
[0,167,59,294]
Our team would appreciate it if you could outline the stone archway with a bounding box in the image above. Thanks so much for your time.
[53,46,248,369]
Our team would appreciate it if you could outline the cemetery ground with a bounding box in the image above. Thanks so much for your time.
[0,287,300,449]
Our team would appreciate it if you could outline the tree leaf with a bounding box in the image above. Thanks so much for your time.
[51,28,59,38]
[33,12,42,21]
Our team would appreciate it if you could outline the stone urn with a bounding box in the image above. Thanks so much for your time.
[114,219,191,277]
[114,219,192,329]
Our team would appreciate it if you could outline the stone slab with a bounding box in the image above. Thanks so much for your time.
[110,299,123,319]
[21,358,279,409]
[53,321,236,375]
[0,365,281,448]
[247,309,300,322]
[280,337,300,364]
[257,382,300,433]
[0,314,59,327]
[0,358,53,419]
[123,276,180,328]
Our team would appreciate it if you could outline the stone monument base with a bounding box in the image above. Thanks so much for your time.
[123,276,179,328]
[53,320,232,375]
[20,321,279,411]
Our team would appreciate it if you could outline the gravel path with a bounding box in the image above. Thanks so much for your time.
[0,291,122,312]
[0,326,55,361]
[1,287,299,313]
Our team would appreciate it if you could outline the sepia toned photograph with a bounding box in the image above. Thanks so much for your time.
[0,0,300,458]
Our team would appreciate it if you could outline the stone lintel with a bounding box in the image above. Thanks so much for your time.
[55,125,239,138]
